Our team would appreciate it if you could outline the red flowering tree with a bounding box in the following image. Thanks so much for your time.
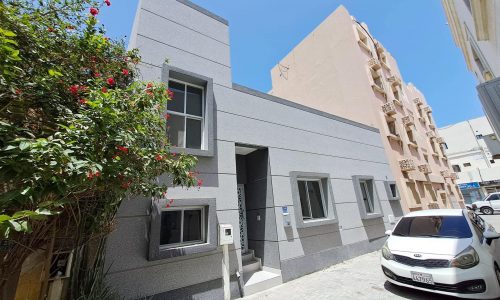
[0,0,199,298]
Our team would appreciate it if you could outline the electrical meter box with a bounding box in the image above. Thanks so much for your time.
[218,224,234,245]
[282,206,291,227]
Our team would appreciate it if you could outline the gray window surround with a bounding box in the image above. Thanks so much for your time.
[290,172,338,228]
[162,64,215,157]
[352,176,383,219]
[148,198,217,260]
[384,181,400,201]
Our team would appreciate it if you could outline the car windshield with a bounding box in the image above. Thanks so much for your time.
[392,215,472,238]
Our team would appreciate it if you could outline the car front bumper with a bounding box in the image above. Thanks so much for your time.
[381,257,500,299]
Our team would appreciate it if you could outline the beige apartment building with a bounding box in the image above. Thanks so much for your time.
[441,0,500,144]
[270,5,465,212]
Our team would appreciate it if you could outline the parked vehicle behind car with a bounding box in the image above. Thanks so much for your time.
[381,209,500,299]
[468,192,500,215]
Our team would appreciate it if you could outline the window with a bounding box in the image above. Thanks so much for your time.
[167,80,204,149]
[387,120,397,136]
[407,182,421,205]
[371,68,383,90]
[148,198,217,260]
[297,180,326,220]
[424,154,429,163]
[393,216,472,239]
[452,164,461,172]
[486,194,500,201]
[463,162,472,167]
[385,181,399,201]
[392,86,400,101]
[290,172,337,228]
[160,207,206,248]
[425,184,438,202]
[491,160,496,164]
[407,130,416,143]
[359,180,375,213]
[468,211,485,241]
[357,28,369,48]
[353,175,382,219]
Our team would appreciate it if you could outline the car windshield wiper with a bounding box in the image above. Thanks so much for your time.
[416,234,457,238]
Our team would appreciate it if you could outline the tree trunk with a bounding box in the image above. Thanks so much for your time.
[0,267,21,300]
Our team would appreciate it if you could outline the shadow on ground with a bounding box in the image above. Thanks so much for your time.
[384,281,457,300]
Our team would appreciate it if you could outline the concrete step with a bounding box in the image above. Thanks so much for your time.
[242,258,261,273]
[242,251,255,264]
[243,269,283,296]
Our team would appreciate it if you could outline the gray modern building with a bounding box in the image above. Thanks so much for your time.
[105,0,403,298]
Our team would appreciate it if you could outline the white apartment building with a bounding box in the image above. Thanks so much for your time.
[439,116,500,203]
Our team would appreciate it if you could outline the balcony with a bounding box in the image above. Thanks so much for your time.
[368,58,381,70]
[399,158,416,172]
[440,170,450,178]
[450,172,458,180]
[436,137,445,144]
[418,164,432,174]
[382,101,397,115]
[423,106,432,113]
[429,123,436,129]
[402,115,415,127]
[426,131,436,139]
[387,75,402,86]
[413,97,423,106]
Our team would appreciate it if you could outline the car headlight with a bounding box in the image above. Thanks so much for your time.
[382,242,394,261]
[449,246,479,269]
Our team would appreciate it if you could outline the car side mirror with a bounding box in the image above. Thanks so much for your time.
[484,230,500,240]
[385,230,392,236]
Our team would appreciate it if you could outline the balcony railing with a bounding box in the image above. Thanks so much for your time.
[382,101,397,115]
[413,97,423,106]
[418,164,432,174]
[399,159,416,172]
[440,170,450,178]
[368,58,381,70]
[402,115,415,127]
[387,75,402,86]
[428,203,440,209]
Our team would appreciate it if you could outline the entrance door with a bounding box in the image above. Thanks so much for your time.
[237,184,248,253]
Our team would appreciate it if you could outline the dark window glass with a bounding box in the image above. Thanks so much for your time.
[360,180,374,213]
[160,211,182,245]
[168,81,185,113]
[487,194,500,201]
[186,86,203,116]
[183,210,202,242]
[186,118,202,149]
[167,114,185,147]
[392,216,472,238]
[307,181,325,218]
[298,181,310,219]
[390,184,398,198]
[452,165,461,172]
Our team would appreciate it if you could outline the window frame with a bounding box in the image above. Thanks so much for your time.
[290,172,338,228]
[148,198,217,261]
[296,178,327,222]
[159,206,206,249]
[384,181,400,201]
[352,175,383,219]
[161,64,215,157]
[167,78,205,150]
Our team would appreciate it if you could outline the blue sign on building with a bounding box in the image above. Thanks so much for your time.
[458,182,480,190]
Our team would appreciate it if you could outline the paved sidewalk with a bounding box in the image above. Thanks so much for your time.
[244,251,456,300]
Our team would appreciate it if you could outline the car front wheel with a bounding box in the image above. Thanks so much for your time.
[480,207,494,215]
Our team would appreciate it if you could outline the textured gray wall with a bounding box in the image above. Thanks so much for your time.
[106,0,398,298]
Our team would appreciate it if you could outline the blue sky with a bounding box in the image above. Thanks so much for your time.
[99,0,485,127]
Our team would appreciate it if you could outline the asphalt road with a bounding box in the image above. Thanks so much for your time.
[244,214,500,300]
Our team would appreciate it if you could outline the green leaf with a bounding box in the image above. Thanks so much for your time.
[19,141,30,150]
[48,69,63,77]
[8,220,21,231]
[2,30,16,37]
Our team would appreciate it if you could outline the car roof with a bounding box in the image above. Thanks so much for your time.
[403,209,465,217]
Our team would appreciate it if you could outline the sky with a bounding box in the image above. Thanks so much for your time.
[99,0,485,128]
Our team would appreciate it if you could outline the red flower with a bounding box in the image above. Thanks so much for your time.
[47,27,54,32]
[167,89,174,99]
[117,146,129,154]
[15,89,22,95]
[146,90,154,96]
[87,171,94,180]
[66,25,75,30]
[121,181,131,189]
[122,69,129,76]
[155,154,163,161]
[107,77,115,86]
[90,7,99,16]
[69,85,79,95]
[171,152,177,157]
[101,87,108,93]
[94,171,101,177]
[104,0,111,6]
[94,72,102,77]
[197,179,203,187]
[146,82,153,89]
[79,98,88,105]
[164,113,170,120]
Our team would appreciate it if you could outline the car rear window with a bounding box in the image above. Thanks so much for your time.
[392,215,472,238]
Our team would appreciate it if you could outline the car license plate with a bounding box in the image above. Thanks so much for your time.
[411,272,434,285]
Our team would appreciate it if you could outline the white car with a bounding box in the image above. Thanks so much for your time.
[381,209,500,299]
[469,192,500,215]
